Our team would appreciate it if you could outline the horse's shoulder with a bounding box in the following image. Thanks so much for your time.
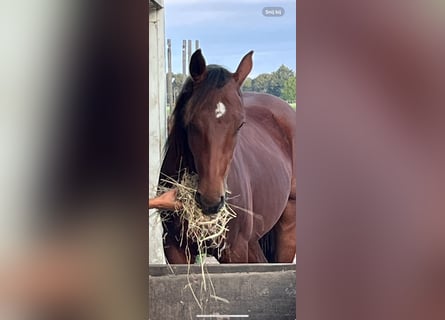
[241,92,295,130]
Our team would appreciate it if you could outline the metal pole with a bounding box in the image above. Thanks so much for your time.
[195,40,199,51]
[182,40,186,75]
[187,39,192,68]
[167,39,173,113]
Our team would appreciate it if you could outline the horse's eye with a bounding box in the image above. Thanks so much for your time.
[237,121,246,131]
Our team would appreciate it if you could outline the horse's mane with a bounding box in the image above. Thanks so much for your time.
[163,65,234,163]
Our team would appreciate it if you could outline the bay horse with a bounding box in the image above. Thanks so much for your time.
[158,49,296,263]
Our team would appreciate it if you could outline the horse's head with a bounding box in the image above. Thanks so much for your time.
[183,49,253,215]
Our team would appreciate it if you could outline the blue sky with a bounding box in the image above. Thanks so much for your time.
[164,0,296,78]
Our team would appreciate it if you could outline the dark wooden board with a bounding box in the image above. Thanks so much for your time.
[149,264,296,320]
[149,263,296,276]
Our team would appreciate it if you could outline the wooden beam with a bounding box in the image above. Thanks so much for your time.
[149,265,296,319]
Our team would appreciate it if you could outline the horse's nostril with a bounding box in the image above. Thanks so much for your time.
[206,197,225,215]
[194,192,202,208]
[195,194,226,215]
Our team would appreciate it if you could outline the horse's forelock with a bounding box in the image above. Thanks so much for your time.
[181,67,234,125]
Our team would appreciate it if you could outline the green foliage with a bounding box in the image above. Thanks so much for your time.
[282,76,296,103]
[268,65,295,98]
[252,73,272,93]
[242,77,253,91]
[245,65,296,102]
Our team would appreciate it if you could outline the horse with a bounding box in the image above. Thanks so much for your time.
[158,49,296,263]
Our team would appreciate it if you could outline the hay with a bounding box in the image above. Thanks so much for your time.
[161,170,237,258]
[158,170,237,310]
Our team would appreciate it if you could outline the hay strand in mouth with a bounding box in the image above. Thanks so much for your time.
[160,170,237,256]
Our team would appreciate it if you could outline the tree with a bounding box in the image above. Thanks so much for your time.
[242,77,253,91]
[268,65,295,98]
[248,65,295,99]
[252,73,271,93]
[282,76,296,103]
[273,65,295,80]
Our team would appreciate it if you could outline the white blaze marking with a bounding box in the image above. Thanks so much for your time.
[215,101,226,118]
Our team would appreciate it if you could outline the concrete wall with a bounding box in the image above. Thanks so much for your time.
[149,0,167,264]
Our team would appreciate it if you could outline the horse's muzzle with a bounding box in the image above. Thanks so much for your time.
[195,192,225,215]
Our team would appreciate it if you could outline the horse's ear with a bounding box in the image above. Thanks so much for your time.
[189,49,207,83]
[234,50,254,86]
